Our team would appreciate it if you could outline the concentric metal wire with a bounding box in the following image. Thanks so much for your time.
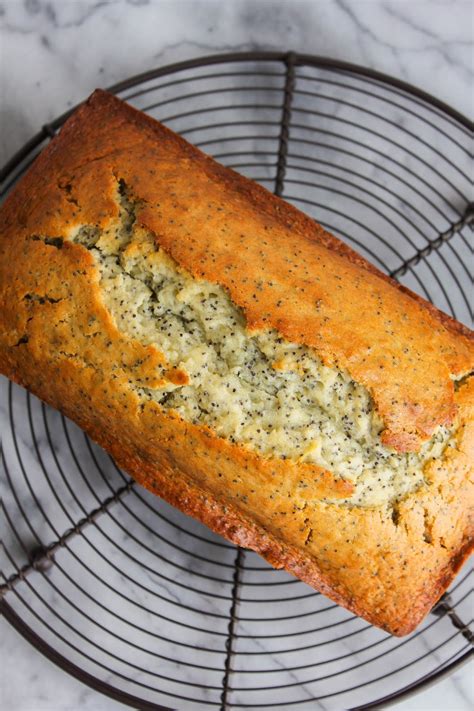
[0,52,473,710]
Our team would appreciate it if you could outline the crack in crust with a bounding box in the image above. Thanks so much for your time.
[66,177,456,509]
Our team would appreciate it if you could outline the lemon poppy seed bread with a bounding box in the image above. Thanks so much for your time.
[0,90,472,634]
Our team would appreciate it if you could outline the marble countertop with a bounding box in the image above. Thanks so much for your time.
[0,1,472,710]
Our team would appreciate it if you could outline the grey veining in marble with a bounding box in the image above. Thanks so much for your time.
[1,1,473,710]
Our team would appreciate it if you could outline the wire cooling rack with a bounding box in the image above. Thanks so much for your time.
[1,52,473,710]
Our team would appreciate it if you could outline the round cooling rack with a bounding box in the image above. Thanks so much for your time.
[1,52,473,710]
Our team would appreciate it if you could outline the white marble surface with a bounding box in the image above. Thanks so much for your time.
[0,1,473,709]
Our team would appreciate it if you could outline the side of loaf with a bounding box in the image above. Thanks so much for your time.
[0,90,472,635]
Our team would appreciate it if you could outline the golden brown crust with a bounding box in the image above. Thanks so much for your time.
[0,89,472,634]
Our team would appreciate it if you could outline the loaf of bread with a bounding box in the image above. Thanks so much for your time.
[0,90,472,635]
